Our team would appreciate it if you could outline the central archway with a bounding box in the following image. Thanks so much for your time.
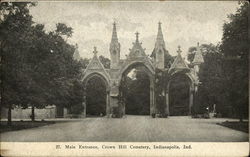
[118,62,155,116]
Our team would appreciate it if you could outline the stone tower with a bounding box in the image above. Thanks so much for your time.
[152,22,166,69]
[110,22,121,69]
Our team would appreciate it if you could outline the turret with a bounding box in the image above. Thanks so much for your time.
[73,44,81,61]
[193,42,204,74]
[152,22,166,69]
[109,22,120,69]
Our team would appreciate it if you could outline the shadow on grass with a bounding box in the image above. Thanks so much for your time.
[217,121,249,133]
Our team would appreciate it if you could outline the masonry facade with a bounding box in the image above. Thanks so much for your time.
[82,22,204,118]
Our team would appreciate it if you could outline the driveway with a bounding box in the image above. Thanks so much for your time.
[0,116,248,142]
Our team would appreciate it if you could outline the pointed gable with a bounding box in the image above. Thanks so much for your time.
[169,46,190,73]
[84,47,107,72]
[128,32,147,59]
[87,55,105,70]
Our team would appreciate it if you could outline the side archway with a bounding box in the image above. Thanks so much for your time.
[166,72,195,116]
[82,72,110,117]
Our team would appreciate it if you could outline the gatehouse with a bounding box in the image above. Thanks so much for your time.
[82,22,204,118]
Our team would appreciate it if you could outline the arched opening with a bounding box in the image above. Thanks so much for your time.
[84,74,108,117]
[169,73,191,116]
[119,63,153,116]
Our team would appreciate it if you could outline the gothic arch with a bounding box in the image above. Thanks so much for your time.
[78,22,203,118]
[117,60,154,86]
[82,72,110,117]
[167,72,195,92]
[82,72,110,89]
[165,71,195,116]
[117,60,156,115]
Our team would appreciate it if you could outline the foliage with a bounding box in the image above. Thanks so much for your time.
[164,50,174,69]
[122,67,150,115]
[187,43,219,63]
[99,55,110,69]
[55,23,73,38]
[191,2,249,120]
[220,2,249,120]
[192,44,224,114]
[79,58,90,69]
[0,2,84,123]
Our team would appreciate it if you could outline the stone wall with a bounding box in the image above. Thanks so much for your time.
[0,106,56,119]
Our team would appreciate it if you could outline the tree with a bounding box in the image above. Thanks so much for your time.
[198,44,224,114]
[79,58,90,69]
[99,55,110,69]
[55,23,73,38]
[119,66,150,115]
[187,43,219,63]
[1,2,84,123]
[220,2,249,121]
[1,2,36,125]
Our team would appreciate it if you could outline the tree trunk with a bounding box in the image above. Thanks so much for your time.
[31,104,35,122]
[7,104,12,126]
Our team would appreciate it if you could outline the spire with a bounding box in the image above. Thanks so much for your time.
[109,22,120,69]
[111,21,118,42]
[154,21,166,50]
[156,21,164,42]
[193,42,204,64]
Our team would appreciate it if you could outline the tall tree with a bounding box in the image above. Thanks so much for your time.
[1,2,84,123]
[220,2,249,121]
[198,44,224,114]
[1,2,36,124]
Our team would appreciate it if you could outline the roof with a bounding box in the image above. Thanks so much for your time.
[169,46,190,74]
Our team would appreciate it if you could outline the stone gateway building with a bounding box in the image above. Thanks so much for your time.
[82,22,204,118]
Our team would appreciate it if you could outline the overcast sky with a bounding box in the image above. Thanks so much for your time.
[30,1,239,59]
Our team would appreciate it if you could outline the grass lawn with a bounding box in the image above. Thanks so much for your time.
[218,121,249,133]
[0,120,56,133]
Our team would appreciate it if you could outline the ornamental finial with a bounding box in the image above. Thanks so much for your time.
[177,45,182,54]
[135,31,139,42]
[93,46,98,55]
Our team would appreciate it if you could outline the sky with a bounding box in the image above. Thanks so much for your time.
[30,1,239,59]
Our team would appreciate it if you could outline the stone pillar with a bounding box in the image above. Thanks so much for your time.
[189,85,194,115]
[106,90,110,116]
[150,80,156,116]
[165,81,170,116]
[165,92,169,115]
[82,95,86,118]
[109,97,119,116]
[81,86,87,118]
